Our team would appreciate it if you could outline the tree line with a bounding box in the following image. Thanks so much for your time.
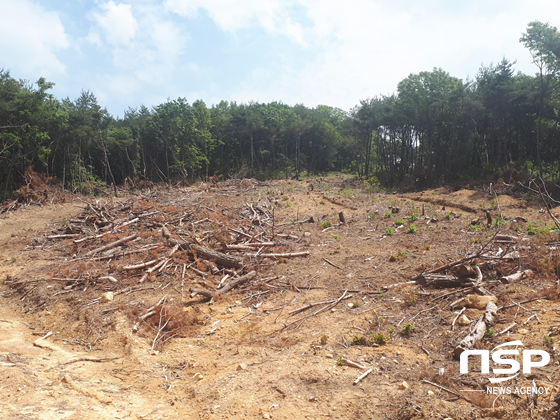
[1,21,560,199]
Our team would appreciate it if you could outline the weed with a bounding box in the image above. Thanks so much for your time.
[285,202,293,208]
[493,216,506,227]
[491,199,497,208]
[445,213,452,220]
[374,315,385,326]
[408,213,419,221]
[320,201,325,205]
[397,250,406,257]
[321,221,331,229]
[422,244,431,250]
[484,328,496,338]
[367,212,376,221]
[389,327,395,333]
[401,323,416,335]
[320,335,329,345]
[395,220,405,226]
[352,335,369,346]
[351,301,361,308]
[385,227,394,236]
[282,194,289,200]
[277,258,288,264]
[332,235,339,240]
[336,244,341,250]
[408,225,418,234]
[480,202,485,208]
[469,224,483,232]
[384,211,392,218]
[286,187,293,193]
[434,228,442,233]
[337,357,344,366]
[372,333,390,345]
[406,294,418,306]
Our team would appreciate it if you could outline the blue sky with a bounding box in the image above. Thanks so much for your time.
[1,0,559,117]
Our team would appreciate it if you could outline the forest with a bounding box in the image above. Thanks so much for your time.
[1,20,560,200]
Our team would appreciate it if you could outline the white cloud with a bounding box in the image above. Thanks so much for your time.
[0,0,68,77]
[227,0,560,110]
[88,1,139,46]
[165,0,305,44]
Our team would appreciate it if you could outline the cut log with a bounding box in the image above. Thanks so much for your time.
[417,274,474,288]
[499,269,533,284]
[453,301,497,359]
[162,226,243,268]
[339,212,346,224]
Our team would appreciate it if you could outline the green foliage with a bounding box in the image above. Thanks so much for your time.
[352,335,369,346]
[384,211,392,218]
[469,224,483,232]
[485,328,496,338]
[395,220,405,226]
[493,216,506,227]
[401,323,416,335]
[321,221,331,229]
[372,333,390,345]
[408,213,419,221]
[385,227,394,236]
[367,212,376,221]
[408,225,418,234]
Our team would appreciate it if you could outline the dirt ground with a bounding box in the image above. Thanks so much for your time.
[1,176,560,419]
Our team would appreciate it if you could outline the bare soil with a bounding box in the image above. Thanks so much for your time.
[1,177,560,419]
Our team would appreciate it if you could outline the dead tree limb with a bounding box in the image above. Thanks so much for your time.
[453,301,497,359]
[254,251,310,258]
[500,269,533,284]
[189,271,257,298]
[82,234,138,257]
[162,225,243,268]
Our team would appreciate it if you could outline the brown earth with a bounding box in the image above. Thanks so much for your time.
[1,177,560,419]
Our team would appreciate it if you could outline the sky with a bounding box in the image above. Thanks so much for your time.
[1,0,559,117]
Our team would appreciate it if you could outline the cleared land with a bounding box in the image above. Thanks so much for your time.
[1,176,560,419]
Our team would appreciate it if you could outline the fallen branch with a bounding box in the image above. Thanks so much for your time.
[322,257,342,269]
[340,357,367,369]
[82,234,139,257]
[254,251,310,259]
[498,296,549,311]
[421,379,472,403]
[59,356,122,366]
[163,226,243,268]
[353,368,373,385]
[283,290,350,329]
[451,307,466,332]
[189,271,257,298]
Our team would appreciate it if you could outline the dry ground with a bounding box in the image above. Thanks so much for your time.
[1,176,560,419]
